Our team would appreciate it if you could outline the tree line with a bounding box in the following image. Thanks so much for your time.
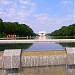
[0,18,35,37]
[49,23,75,36]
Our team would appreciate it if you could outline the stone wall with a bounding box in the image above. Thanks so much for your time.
[21,54,66,67]
[3,49,21,69]
[0,57,3,68]
[0,51,67,68]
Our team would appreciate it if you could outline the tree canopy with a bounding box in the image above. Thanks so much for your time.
[0,18,35,37]
[50,23,75,36]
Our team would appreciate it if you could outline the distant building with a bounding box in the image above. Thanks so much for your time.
[38,31,46,39]
[39,31,46,36]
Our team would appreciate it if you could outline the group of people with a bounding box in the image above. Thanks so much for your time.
[7,34,16,39]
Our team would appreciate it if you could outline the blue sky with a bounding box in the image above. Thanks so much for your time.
[0,0,74,33]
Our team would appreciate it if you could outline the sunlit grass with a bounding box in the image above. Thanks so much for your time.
[0,50,66,57]
[22,51,66,56]
[0,51,3,57]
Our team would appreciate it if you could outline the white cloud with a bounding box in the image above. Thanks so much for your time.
[0,0,13,5]
[34,14,51,25]
[17,11,31,18]
[29,13,74,33]
[60,0,74,12]
[0,0,37,22]
[60,0,73,6]
[60,0,74,18]
[0,0,74,33]
[18,0,36,13]
[33,13,74,25]
[19,0,30,4]
[0,12,3,15]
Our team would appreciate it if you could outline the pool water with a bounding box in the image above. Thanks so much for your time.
[0,42,75,51]
[0,65,75,75]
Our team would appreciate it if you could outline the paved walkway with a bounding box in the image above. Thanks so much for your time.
[0,39,75,44]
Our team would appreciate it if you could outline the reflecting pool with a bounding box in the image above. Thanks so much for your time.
[0,42,75,51]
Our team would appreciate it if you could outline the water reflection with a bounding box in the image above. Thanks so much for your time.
[24,42,64,51]
[2,66,65,75]
[1,65,75,75]
[3,69,19,75]
[59,42,75,47]
[66,65,75,75]
[0,43,33,51]
[0,42,75,51]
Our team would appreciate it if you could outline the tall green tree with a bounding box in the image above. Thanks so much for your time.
[50,23,75,36]
[0,18,35,37]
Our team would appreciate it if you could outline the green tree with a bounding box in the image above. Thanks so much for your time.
[0,18,36,37]
[50,23,75,36]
